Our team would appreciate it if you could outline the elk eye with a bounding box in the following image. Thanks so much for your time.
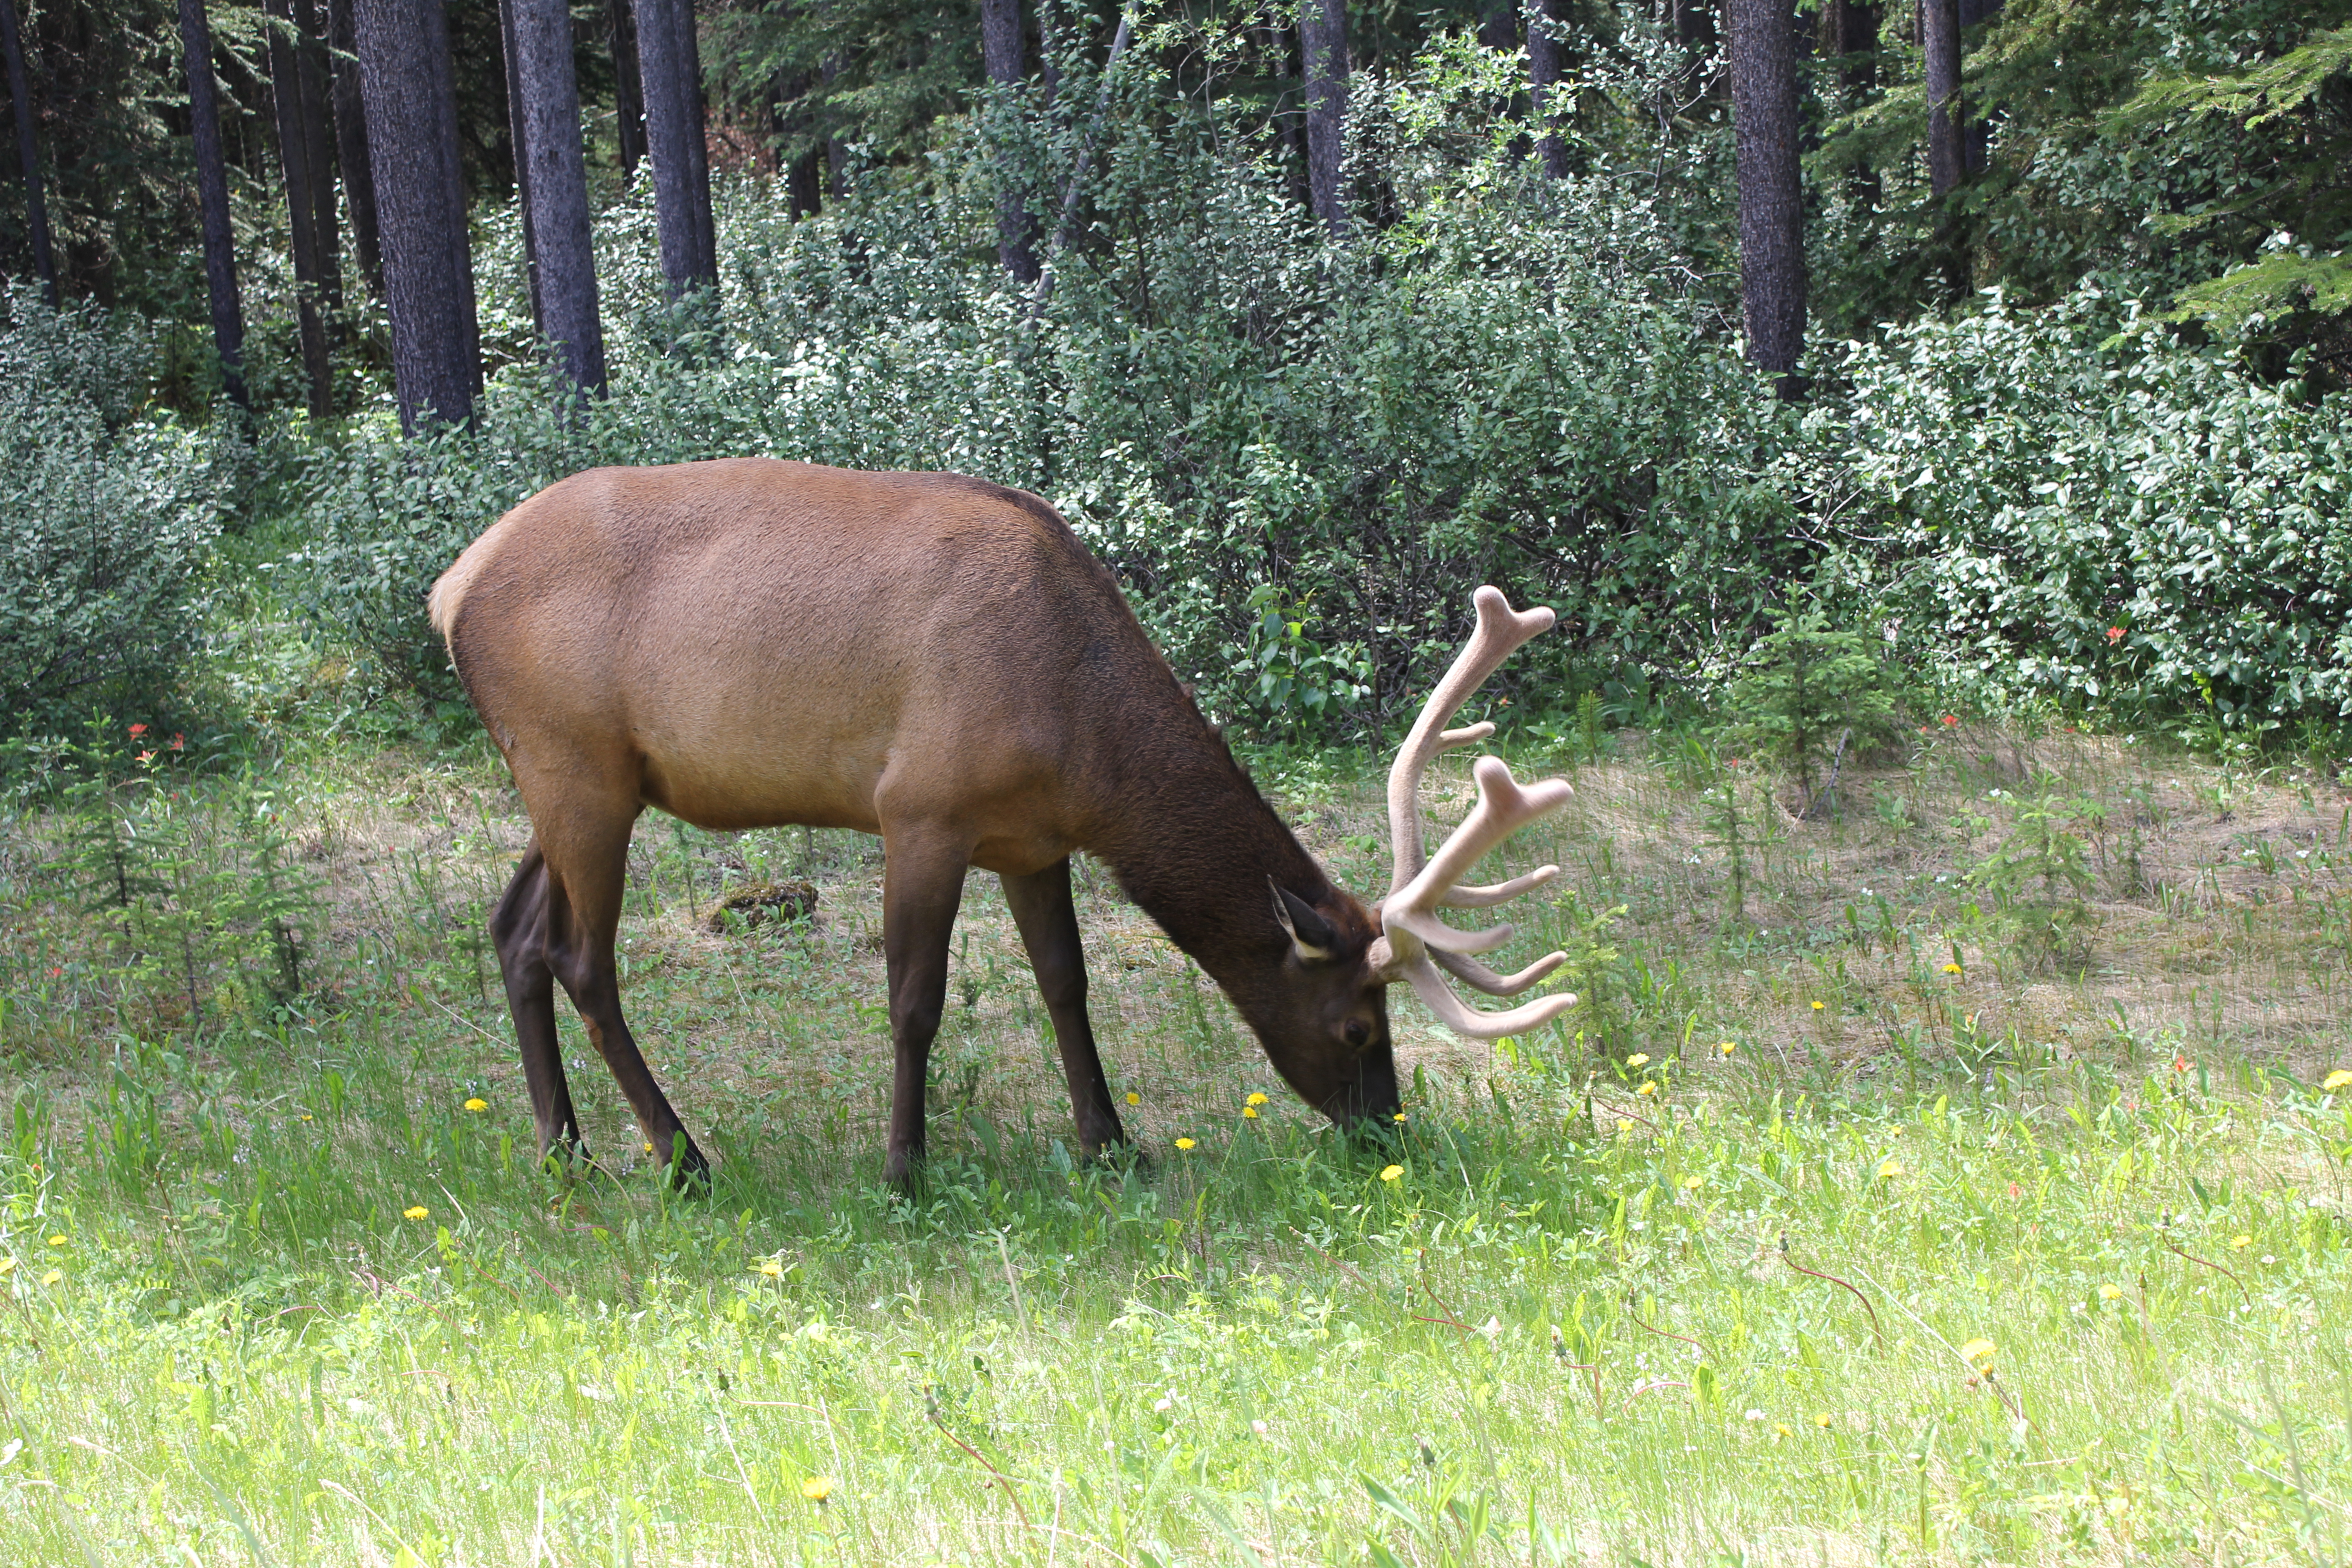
[1344,1019,1370,1049]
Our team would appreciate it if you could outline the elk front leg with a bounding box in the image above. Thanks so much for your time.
[489,840,587,1164]
[879,828,971,1185]
[1002,858,1127,1159]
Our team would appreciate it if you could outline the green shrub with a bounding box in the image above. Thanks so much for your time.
[1718,607,1902,814]
[0,286,229,737]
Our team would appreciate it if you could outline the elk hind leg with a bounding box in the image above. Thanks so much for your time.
[539,804,711,1184]
[880,826,972,1185]
[1003,858,1127,1158]
[489,839,587,1164]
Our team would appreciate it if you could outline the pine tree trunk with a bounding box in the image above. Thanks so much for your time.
[177,0,247,407]
[981,0,1037,283]
[496,0,543,331]
[510,0,604,393]
[1299,0,1346,238]
[1921,0,1960,196]
[1477,0,1514,53]
[607,0,645,179]
[633,0,716,298]
[352,0,480,432]
[266,0,334,416]
[327,0,382,294]
[294,0,342,314]
[772,71,820,218]
[1524,0,1568,180]
[1823,1,1881,213]
[1725,0,1806,390]
[1,0,57,305]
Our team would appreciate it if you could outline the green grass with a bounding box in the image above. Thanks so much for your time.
[4,720,2352,1565]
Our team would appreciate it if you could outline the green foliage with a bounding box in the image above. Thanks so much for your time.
[0,288,230,736]
[1719,608,1902,812]
[1965,780,2102,970]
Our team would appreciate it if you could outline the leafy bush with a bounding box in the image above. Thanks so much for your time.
[1798,286,2352,735]
[0,286,230,736]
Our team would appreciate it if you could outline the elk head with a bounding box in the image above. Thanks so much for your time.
[1242,586,1578,1127]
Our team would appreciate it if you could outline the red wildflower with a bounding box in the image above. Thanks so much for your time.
[2172,1054,2190,1074]
[170,733,185,751]
[127,723,147,738]
[2107,626,2126,644]
[137,750,155,764]
[1940,714,1959,726]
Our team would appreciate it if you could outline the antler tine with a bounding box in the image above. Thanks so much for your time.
[1367,587,1579,1040]
[1384,586,1558,901]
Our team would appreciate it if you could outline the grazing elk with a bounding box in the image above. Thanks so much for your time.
[429,459,1577,1183]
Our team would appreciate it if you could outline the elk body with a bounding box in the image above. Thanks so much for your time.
[430,458,1576,1183]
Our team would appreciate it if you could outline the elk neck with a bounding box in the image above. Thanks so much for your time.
[1079,693,1344,984]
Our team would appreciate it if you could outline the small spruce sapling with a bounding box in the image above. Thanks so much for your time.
[1720,609,1901,819]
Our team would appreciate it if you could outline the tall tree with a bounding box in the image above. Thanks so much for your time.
[1524,0,1568,180]
[1726,0,1805,389]
[509,0,605,392]
[633,0,717,299]
[176,0,246,407]
[265,0,336,414]
[981,0,1036,282]
[1921,0,1961,195]
[1957,0,1999,175]
[352,0,480,431]
[608,0,646,178]
[1299,0,1346,237]
[295,0,341,310]
[0,0,55,304]
[327,0,382,293]
[496,0,544,331]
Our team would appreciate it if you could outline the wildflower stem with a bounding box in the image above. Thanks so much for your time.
[1779,1235,1884,1346]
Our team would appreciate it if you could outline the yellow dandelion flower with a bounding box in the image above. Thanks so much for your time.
[1960,1338,1995,1366]
[1680,1174,1702,1191]
[403,1205,429,1221]
[300,1112,313,1122]
[1626,1054,1651,1068]
[643,1142,654,1154]
[2097,1283,2123,1300]
[2230,1234,2252,1249]
[464,1097,488,1112]
[801,1475,836,1503]
[47,1235,65,1247]
[1942,962,1964,975]
[1175,1137,1196,1152]
[1774,1421,1793,1439]
[1617,1118,1634,1132]
[1811,1001,1825,1011]
[1242,1106,1259,1119]
[41,1269,61,1286]
[1246,1092,1269,1107]
[1393,1111,1408,1123]
[1380,1165,1404,1182]
[1718,1040,1736,1055]
[2326,1070,2352,1092]
[757,1259,784,1278]
[1877,1159,1903,1179]
[1814,1411,1833,1428]
[1125,1091,1140,1106]
[1637,1081,1657,1096]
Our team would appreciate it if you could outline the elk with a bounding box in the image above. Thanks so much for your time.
[428,458,1577,1183]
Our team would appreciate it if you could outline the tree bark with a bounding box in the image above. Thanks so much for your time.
[496,0,543,331]
[509,0,605,393]
[1823,1,1881,212]
[1299,0,1346,238]
[1725,0,1805,389]
[1921,0,1960,196]
[1524,0,1568,180]
[326,0,382,294]
[772,72,820,218]
[0,0,56,304]
[266,0,335,415]
[295,0,342,313]
[352,0,480,432]
[1476,0,1514,53]
[177,0,247,407]
[633,0,716,298]
[607,0,645,179]
[981,0,1036,283]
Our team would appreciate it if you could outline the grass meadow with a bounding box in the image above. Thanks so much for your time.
[3,716,2351,1566]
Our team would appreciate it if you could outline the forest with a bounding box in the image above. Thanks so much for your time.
[4,2,2352,1564]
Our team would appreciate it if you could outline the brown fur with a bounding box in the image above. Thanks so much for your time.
[433,459,1396,1182]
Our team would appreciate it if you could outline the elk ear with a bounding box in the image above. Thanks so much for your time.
[1269,880,1337,963]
